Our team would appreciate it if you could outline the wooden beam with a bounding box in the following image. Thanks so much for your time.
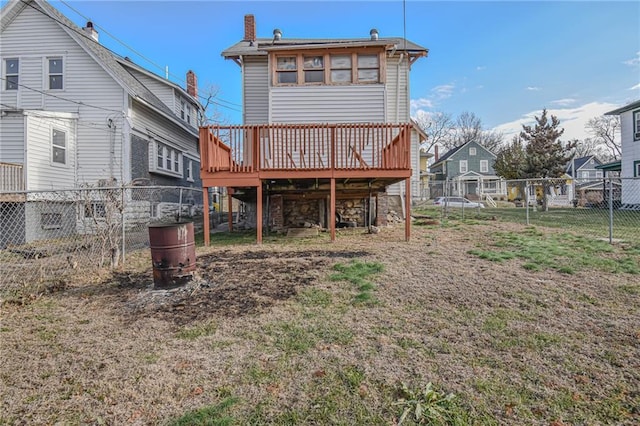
[257,183,263,245]
[330,178,336,242]
[203,187,210,246]
[405,178,411,241]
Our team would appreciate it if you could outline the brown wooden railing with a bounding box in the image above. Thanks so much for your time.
[0,162,24,192]
[199,123,412,174]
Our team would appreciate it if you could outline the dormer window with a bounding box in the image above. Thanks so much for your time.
[180,100,192,125]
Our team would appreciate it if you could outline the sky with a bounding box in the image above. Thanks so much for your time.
[9,0,640,143]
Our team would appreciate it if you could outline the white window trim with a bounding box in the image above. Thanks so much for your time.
[46,56,65,91]
[480,159,488,173]
[186,158,195,182]
[634,110,640,141]
[469,147,477,156]
[51,125,68,168]
[3,57,19,91]
[459,160,468,173]
[149,139,184,178]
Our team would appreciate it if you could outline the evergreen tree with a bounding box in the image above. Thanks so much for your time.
[520,109,574,178]
[494,135,526,180]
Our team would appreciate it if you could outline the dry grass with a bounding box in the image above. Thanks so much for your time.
[1,220,638,425]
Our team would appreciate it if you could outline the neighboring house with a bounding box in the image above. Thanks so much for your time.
[605,100,640,208]
[0,0,202,247]
[566,155,605,207]
[199,15,428,242]
[429,141,506,201]
[417,145,435,200]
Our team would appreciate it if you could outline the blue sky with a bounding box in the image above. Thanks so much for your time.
[18,1,640,141]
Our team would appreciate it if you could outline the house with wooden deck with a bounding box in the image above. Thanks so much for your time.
[200,15,428,243]
[0,0,202,247]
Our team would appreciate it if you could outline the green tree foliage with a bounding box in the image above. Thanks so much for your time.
[494,135,527,180]
[520,109,575,178]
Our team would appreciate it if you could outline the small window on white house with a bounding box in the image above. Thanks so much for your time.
[48,57,63,90]
[52,128,66,165]
[357,54,379,83]
[459,160,468,173]
[303,56,324,83]
[469,147,477,156]
[180,100,186,120]
[634,111,640,141]
[186,159,194,182]
[41,213,62,230]
[330,55,352,83]
[480,160,488,173]
[276,56,297,84]
[186,104,191,124]
[153,141,182,176]
[4,58,19,90]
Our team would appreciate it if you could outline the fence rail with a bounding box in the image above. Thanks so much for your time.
[0,185,204,294]
[422,177,640,244]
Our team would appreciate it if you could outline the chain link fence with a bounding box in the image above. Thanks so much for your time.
[421,177,640,245]
[0,185,205,295]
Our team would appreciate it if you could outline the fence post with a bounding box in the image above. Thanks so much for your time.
[608,177,613,244]
[121,184,126,266]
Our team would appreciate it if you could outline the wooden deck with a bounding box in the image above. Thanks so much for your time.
[199,122,414,244]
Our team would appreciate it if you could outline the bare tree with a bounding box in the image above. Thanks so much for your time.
[586,115,621,160]
[449,111,504,152]
[413,111,453,154]
[198,83,231,126]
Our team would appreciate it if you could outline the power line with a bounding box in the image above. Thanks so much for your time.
[0,77,123,114]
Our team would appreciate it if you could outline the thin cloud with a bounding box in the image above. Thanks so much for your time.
[476,66,486,71]
[492,102,620,142]
[410,98,434,110]
[526,86,541,91]
[623,51,640,67]
[550,98,576,107]
[432,84,455,100]
[630,83,640,91]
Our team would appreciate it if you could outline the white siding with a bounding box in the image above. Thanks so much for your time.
[1,4,127,185]
[0,112,25,163]
[386,128,421,197]
[270,85,385,123]
[385,54,410,123]
[25,113,75,190]
[125,67,175,109]
[243,56,269,124]
[620,109,640,204]
[17,56,43,108]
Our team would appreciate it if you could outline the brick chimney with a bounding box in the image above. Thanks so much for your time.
[244,14,256,43]
[186,70,197,98]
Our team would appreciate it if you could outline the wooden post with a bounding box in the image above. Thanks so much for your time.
[256,183,263,244]
[203,187,210,246]
[405,178,411,241]
[330,178,336,242]
[227,187,233,232]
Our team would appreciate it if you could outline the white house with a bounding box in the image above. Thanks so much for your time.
[0,0,202,246]
[605,100,640,207]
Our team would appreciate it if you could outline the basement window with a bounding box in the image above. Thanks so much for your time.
[41,213,62,230]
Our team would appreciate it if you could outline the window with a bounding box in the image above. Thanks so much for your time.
[48,57,63,90]
[595,171,603,178]
[180,100,186,120]
[635,160,640,177]
[186,104,191,124]
[581,171,590,179]
[84,202,106,218]
[153,141,182,176]
[357,54,379,83]
[41,213,62,230]
[459,160,468,173]
[4,58,18,90]
[634,110,640,141]
[52,128,66,165]
[186,159,194,182]
[480,160,488,173]
[181,100,192,125]
[330,55,352,83]
[469,147,477,156]
[303,55,324,83]
[276,56,297,84]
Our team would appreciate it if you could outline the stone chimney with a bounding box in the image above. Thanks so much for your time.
[244,14,256,43]
[82,21,99,42]
[186,70,198,98]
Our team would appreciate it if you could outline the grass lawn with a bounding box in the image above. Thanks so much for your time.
[1,220,638,425]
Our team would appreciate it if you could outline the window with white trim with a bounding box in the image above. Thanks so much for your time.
[52,128,67,165]
[152,141,183,176]
[47,57,63,90]
[595,171,603,178]
[635,160,640,177]
[84,202,106,218]
[469,147,477,156]
[634,110,640,141]
[480,160,488,173]
[180,100,192,125]
[459,160,468,173]
[186,159,194,182]
[581,171,590,179]
[4,58,19,90]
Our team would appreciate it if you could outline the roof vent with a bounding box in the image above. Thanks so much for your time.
[370,28,379,40]
[82,21,99,42]
[273,28,282,41]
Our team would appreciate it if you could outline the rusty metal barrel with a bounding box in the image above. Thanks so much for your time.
[148,221,196,288]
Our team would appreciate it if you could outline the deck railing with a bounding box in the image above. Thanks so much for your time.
[0,162,24,192]
[199,123,412,174]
